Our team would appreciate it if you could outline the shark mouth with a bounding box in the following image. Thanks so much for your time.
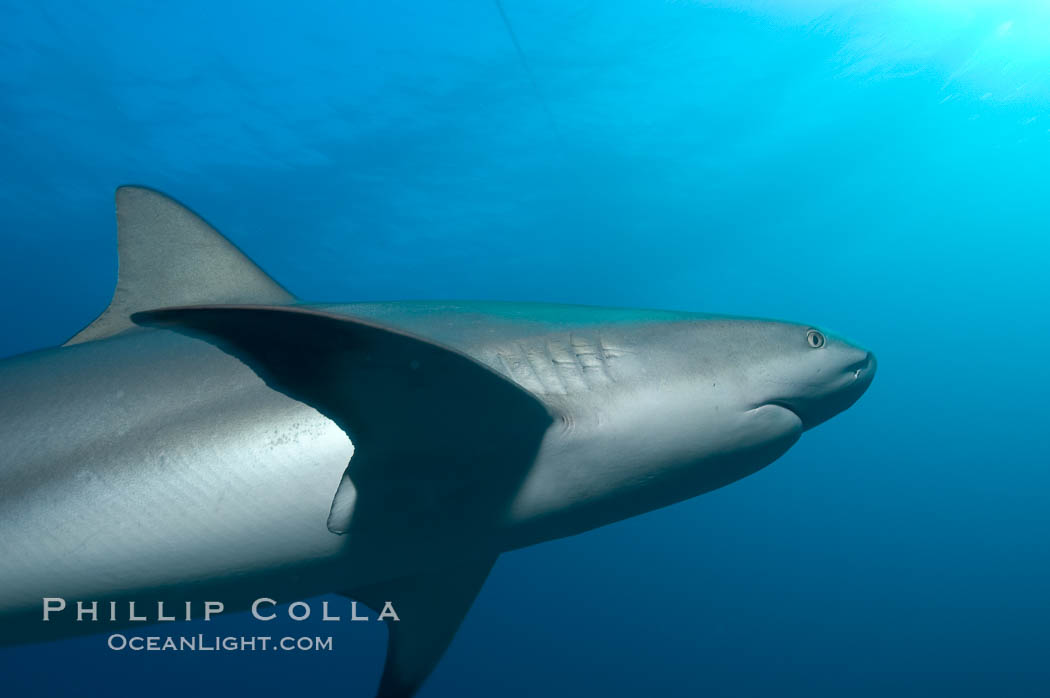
[766,399,804,424]
[748,401,806,433]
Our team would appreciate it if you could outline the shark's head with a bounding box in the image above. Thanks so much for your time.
[738,322,877,431]
[665,318,876,469]
[622,316,877,514]
[505,314,877,546]
[659,317,877,483]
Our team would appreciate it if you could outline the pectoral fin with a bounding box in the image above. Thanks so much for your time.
[132,305,554,540]
[350,556,497,698]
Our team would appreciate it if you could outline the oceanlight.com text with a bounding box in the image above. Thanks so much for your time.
[107,634,334,652]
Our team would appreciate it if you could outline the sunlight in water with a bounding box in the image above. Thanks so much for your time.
[695,0,1050,105]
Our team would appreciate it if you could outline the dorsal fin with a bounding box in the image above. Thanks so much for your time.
[65,186,294,345]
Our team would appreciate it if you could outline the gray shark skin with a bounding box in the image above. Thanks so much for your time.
[0,187,876,697]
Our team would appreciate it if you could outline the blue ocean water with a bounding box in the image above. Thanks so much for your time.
[1,1,1048,696]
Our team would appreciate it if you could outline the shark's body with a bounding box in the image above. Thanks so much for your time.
[0,188,875,696]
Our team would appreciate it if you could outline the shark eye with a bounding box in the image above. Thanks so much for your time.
[806,329,826,349]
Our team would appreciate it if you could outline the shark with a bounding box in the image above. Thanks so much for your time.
[0,187,876,696]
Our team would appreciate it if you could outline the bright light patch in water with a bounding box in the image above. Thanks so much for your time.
[691,1,1050,105]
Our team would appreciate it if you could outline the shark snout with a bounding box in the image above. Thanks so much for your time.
[770,347,876,431]
[808,348,876,429]
[848,351,877,387]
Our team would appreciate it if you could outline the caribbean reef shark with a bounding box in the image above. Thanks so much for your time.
[0,187,875,696]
